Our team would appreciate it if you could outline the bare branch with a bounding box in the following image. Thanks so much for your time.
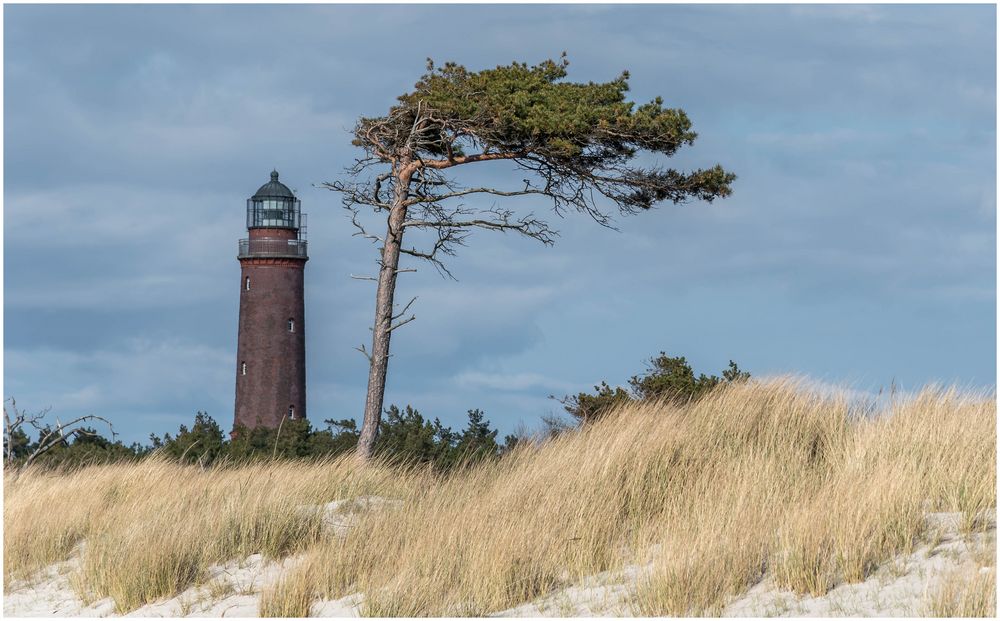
[388,315,416,333]
[404,150,527,175]
[322,180,392,211]
[355,344,372,362]
[398,245,439,261]
[392,296,418,321]
[401,204,558,247]
[350,274,378,282]
[17,411,117,468]
[402,185,546,207]
[348,209,386,245]
[402,217,556,244]
[399,235,458,279]
[372,172,392,205]
[3,399,19,465]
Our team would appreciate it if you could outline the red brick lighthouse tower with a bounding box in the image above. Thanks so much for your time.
[234,170,308,431]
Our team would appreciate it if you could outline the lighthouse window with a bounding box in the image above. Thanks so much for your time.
[248,197,299,228]
[288,318,295,332]
[288,405,296,420]
[241,361,247,376]
[245,276,251,291]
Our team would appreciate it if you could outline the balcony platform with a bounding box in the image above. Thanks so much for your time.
[238,238,308,259]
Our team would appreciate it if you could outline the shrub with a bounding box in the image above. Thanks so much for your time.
[560,351,750,423]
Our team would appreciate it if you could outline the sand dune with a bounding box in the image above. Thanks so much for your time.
[5,381,995,617]
[5,511,993,617]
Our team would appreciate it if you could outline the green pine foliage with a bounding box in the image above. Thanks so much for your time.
[6,352,748,470]
[561,352,750,423]
[154,412,226,465]
[309,418,361,457]
[455,409,501,462]
[374,405,457,467]
[363,56,736,209]
[10,425,150,469]
[372,406,503,470]
[559,382,633,424]
[9,407,510,472]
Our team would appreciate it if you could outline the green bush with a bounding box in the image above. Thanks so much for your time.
[11,425,149,469]
[560,352,750,423]
[16,405,510,472]
[9,351,747,469]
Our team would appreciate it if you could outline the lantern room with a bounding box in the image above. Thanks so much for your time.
[238,170,308,260]
[247,170,301,230]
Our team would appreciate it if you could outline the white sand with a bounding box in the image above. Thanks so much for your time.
[305,495,402,538]
[494,512,996,617]
[3,556,116,617]
[5,511,993,617]
[4,552,365,618]
[495,563,647,617]
[721,513,995,617]
[1,497,397,618]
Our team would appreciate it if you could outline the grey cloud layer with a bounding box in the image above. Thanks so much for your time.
[4,4,995,443]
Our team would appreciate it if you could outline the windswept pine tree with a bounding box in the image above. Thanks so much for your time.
[329,56,736,459]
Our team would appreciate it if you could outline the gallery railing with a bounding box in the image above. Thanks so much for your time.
[238,238,308,259]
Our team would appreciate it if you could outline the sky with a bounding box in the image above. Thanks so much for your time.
[3,3,996,445]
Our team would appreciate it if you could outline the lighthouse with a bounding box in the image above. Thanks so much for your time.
[234,170,308,431]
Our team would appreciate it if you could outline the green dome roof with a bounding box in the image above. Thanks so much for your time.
[252,170,295,200]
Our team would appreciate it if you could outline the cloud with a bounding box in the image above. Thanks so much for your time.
[386,281,561,367]
[3,4,994,444]
[5,339,232,440]
[4,184,239,311]
[452,370,578,394]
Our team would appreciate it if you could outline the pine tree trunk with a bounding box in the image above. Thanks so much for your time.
[357,172,410,461]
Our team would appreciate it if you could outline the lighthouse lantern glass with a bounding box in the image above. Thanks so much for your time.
[247,196,301,229]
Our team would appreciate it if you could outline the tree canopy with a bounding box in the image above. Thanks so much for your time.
[351,57,734,226]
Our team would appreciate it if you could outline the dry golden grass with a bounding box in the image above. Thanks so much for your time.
[258,575,315,618]
[925,566,997,617]
[3,455,416,612]
[4,379,995,616]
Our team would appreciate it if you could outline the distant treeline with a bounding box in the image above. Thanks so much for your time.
[4,352,748,471]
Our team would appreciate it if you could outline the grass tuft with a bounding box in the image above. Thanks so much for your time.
[259,575,315,617]
[925,566,997,617]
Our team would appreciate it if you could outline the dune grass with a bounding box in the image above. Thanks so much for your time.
[925,566,997,617]
[259,575,316,618]
[3,456,415,612]
[3,379,995,616]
